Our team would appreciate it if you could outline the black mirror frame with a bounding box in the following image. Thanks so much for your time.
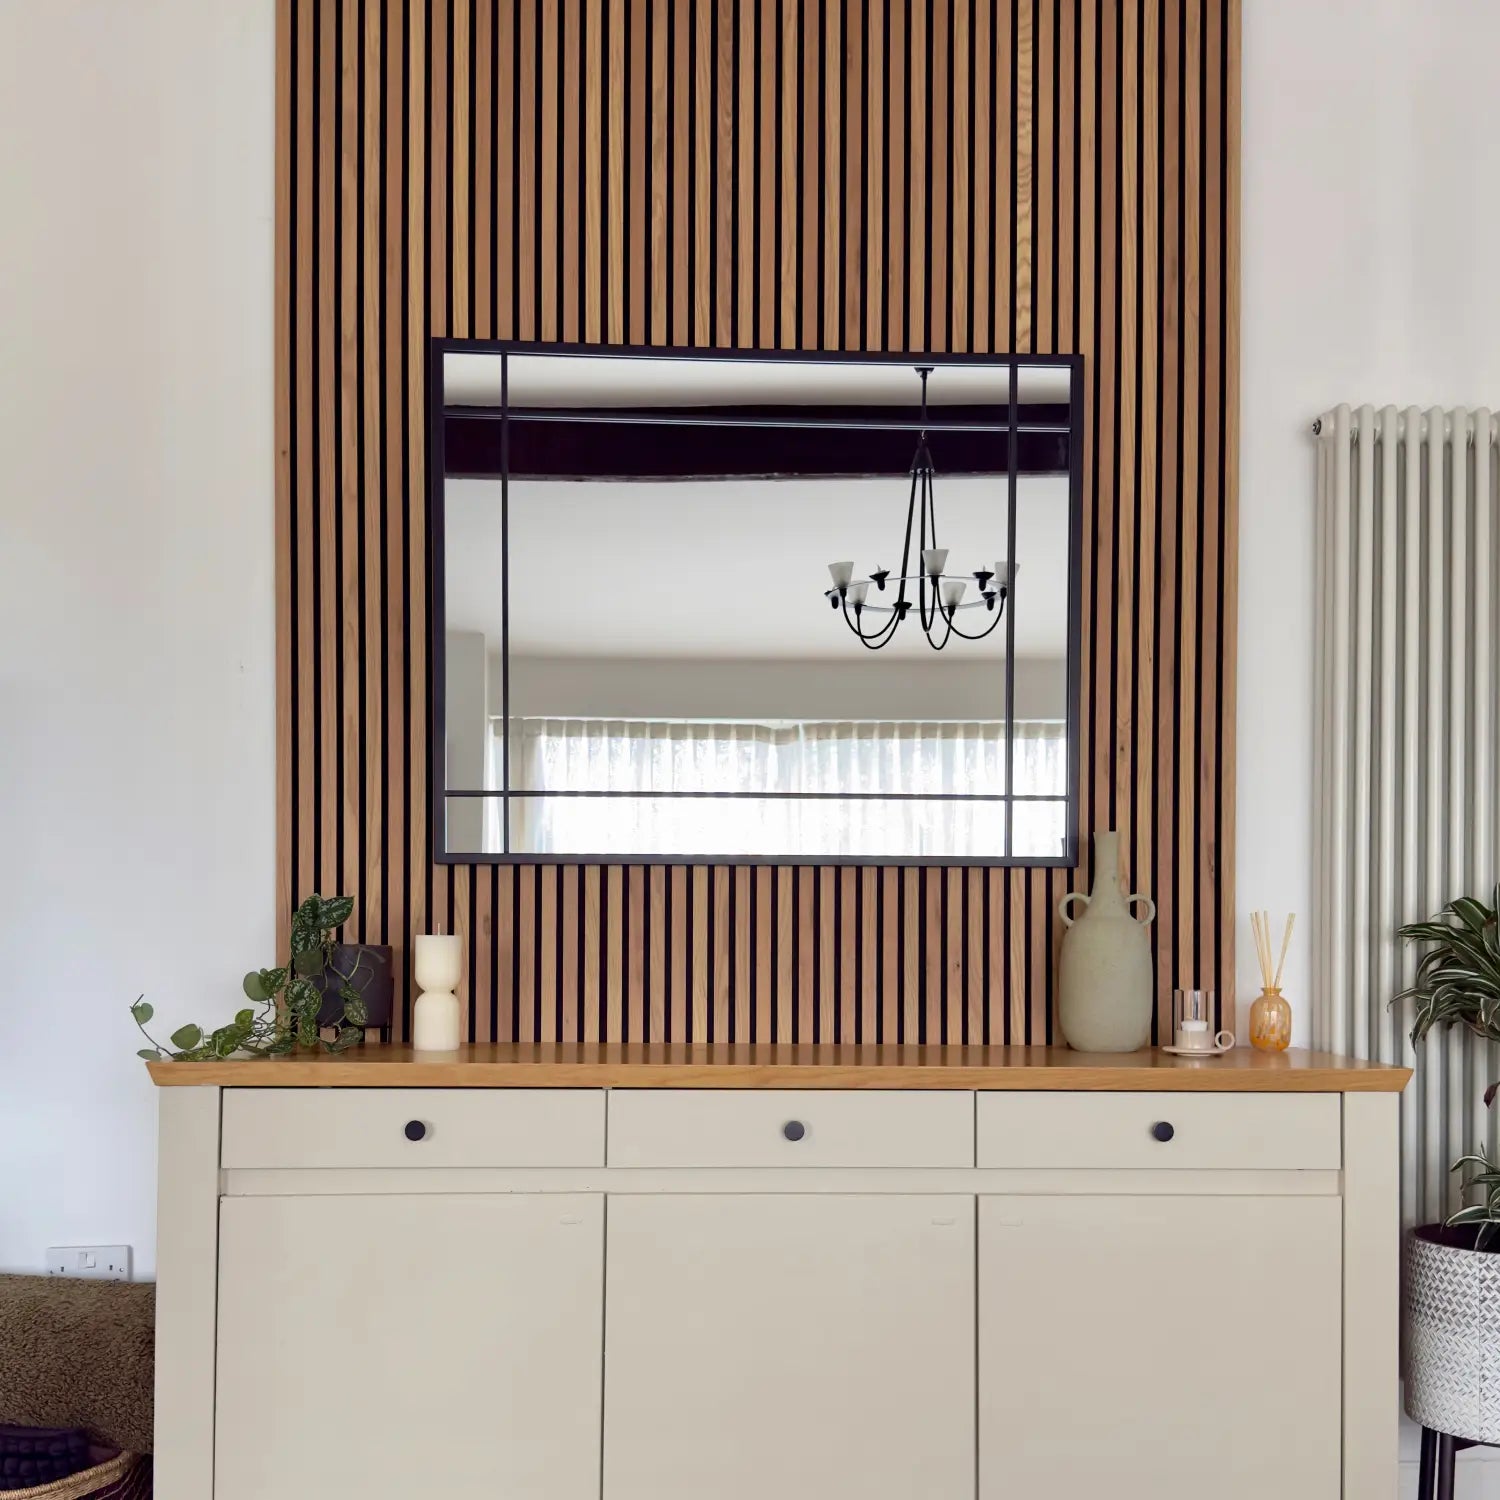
[427,337,1084,869]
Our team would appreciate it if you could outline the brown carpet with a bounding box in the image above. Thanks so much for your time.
[0,1278,153,1455]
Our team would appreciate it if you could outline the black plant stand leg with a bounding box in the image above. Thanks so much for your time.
[1436,1432,1457,1500]
[1418,1426,1437,1500]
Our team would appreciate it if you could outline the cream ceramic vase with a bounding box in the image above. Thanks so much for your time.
[1057,830,1156,1052]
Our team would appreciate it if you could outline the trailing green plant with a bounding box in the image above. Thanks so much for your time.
[1397,882,1500,1248]
[132,893,370,1061]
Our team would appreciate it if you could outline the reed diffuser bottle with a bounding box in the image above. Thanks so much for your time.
[1249,910,1295,1053]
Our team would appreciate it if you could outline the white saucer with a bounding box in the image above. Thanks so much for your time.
[1162,1044,1233,1058]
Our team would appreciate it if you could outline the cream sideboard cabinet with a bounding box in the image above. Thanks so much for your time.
[150,1045,1409,1500]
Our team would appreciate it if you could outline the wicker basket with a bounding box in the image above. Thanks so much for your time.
[1405,1224,1500,1442]
[3,1450,147,1500]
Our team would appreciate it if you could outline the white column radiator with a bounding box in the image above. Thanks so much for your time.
[1313,404,1500,1228]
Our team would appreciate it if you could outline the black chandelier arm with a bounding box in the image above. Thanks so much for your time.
[940,587,1010,641]
[839,593,905,648]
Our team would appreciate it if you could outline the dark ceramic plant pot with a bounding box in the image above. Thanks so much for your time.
[315,943,394,1030]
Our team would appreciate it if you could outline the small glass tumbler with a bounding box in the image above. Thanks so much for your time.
[1249,987,1293,1052]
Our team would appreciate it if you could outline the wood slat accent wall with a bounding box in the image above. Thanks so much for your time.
[276,0,1240,1045]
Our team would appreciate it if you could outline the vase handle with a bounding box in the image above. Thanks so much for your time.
[1059,892,1091,928]
[1126,893,1157,925]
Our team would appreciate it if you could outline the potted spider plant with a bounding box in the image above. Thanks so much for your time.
[1397,883,1500,1442]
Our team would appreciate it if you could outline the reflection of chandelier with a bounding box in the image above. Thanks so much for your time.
[823,366,1014,652]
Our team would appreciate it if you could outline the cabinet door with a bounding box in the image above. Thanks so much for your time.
[215,1193,603,1500]
[603,1194,974,1500]
[979,1194,1341,1500]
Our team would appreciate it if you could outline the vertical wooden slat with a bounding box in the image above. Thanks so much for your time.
[540,0,560,339]
[648,864,666,1041]
[1178,0,1202,995]
[361,0,385,950]
[650,0,669,344]
[495,865,514,1039]
[383,0,408,1029]
[517,866,536,1041]
[778,0,798,345]
[405,0,428,991]
[276,0,1239,1059]
[451,0,471,334]
[885,0,904,348]
[758,0,777,348]
[1155,0,1183,1030]
[736,0,756,344]
[842,0,862,350]
[881,868,899,1044]
[627,865,646,1041]
[948,0,969,351]
[585,0,603,340]
[316,0,338,904]
[799,0,818,348]
[823,0,842,350]
[906,0,925,349]
[970,0,990,352]
[1221,0,1243,1026]
[928,0,949,352]
[860,866,878,1044]
[694,0,714,344]
[561,867,580,1042]
[715,0,734,346]
[670,865,689,1040]
[797,870,816,1042]
[756,866,774,1042]
[713,865,732,1041]
[339,0,362,929]
[1199,0,1224,1025]
[863,0,884,350]
[629,0,648,343]
[607,0,626,340]
[584,865,602,1040]
[273,0,290,944]
[474,0,492,340]
[673,0,692,344]
[1012,0,1031,348]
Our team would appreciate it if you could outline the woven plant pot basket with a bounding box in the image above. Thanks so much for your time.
[1405,1224,1500,1442]
[4,1450,147,1500]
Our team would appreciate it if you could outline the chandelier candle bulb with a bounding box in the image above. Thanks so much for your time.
[922,547,949,578]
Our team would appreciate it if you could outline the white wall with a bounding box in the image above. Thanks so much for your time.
[0,0,275,1275]
[1238,0,1500,1043]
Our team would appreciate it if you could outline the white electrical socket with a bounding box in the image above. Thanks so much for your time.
[46,1245,132,1281]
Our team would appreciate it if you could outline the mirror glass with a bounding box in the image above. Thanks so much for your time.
[437,346,1079,863]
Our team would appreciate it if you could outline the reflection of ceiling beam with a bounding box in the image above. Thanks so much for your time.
[443,405,1072,481]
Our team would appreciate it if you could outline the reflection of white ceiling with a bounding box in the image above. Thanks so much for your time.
[445,474,1071,661]
[445,351,1073,409]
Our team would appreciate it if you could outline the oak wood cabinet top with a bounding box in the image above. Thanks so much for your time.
[147,1042,1411,1092]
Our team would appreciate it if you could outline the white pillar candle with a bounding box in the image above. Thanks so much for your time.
[412,934,463,1051]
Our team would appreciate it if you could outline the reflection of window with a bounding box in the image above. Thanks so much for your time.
[486,718,1067,859]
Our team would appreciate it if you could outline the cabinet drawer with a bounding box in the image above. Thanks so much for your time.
[976,1092,1340,1170]
[607,1090,974,1168]
[220,1088,605,1169]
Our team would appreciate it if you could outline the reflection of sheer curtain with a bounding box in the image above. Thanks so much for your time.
[495,718,1066,859]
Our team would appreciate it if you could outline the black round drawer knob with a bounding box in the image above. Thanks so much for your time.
[783,1120,806,1142]
[404,1120,427,1142]
[1151,1121,1175,1143]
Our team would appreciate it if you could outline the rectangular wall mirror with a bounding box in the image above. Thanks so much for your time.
[430,342,1082,865]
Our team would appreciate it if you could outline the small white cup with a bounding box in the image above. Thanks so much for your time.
[1174,1019,1235,1053]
